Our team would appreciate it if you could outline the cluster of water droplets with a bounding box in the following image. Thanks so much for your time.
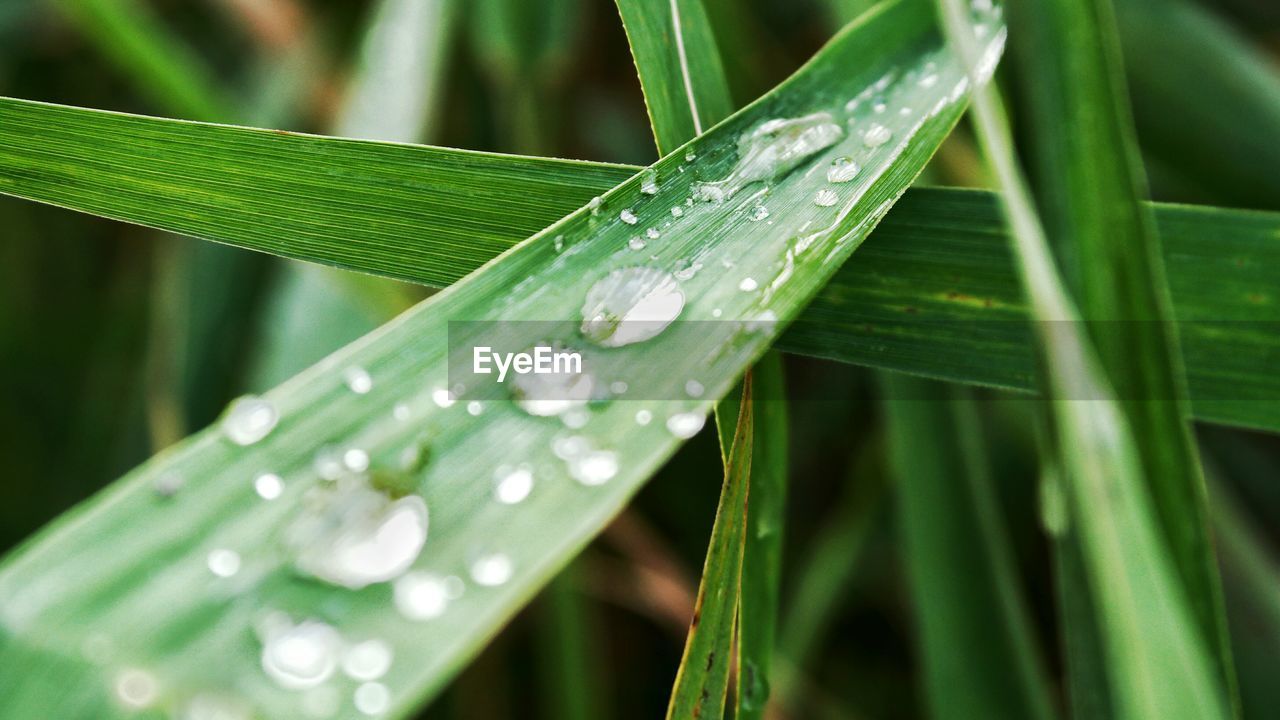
[254,613,396,716]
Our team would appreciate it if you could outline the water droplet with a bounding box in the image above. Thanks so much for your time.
[207,548,241,578]
[748,204,770,222]
[431,388,456,408]
[739,277,759,292]
[635,409,653,425]
[344,367,373,395]
[694,112,843,202]
[899,106,913,116]
[553,235,565,253]
[153,472,184,498]
[640,171,658,195]
[344,448,371,473]
[919,73,938,88]
[863,123,892,147]
[393,403,411,421]
[580,268,684,348]
[221,395,279,446]
[629,237,647,251]
[562,409,590,429]
[873,102,887,114]
[646,228,660,240]
[466,401,483,416]
[342,640,392,681]
[509,347,593,418]
[610,381,628,395]
[814,189,838,207]
[712,308,723,318]
[394,571,452,620]
[667,412,707,439]
[673,260,702,281]
[494,465,534,504]
[115,668,159,708]
[470,553,514,587]
[354,682,390,716]
[287,479,429,590]
[552,435,589,460]
[619,209,638,225]
[746,310,779,332]
[568,450,618,486]
[587,196,602,216]
[315,448,345,480]
[261,618,342,690]
[684,151,697,162]
[685,380,705,398]
[670,206,684,218]
[826,156,860,183]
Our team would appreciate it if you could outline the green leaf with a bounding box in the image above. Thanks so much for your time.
[666,375,753,720]
[934,1,1230,718]
[0,1,987,715]
[1010,0,1237,709]
[3,100,1278,431]
[885,374,1056,720]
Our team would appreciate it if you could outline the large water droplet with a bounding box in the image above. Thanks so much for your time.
[256,472,285,500]
[694,112,843,202]
[342,640,392,681]
[826,156,860,183]
[667,412,707,439]
[619,209,638,225]
[640,171,659,195]
[260,618,342,690]
[494,465,534,504]
[580,268,684,348]
[287,477,428,590]
[814,189,838,207]
[470,553,514,587]
[221,396,279,446]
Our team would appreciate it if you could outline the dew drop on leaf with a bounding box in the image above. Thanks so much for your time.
[494,465,534,504]
[341,640,392,682]
[667,412,707,439]
[863,123,892,147]
[814,189,838,207]
[580,267,684,347]
[259,617,342,691]
[220,395,279,446]
[344,367,373,395]
[470,553,514,587]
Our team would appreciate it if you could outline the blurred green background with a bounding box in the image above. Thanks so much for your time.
[1,0,1278,718]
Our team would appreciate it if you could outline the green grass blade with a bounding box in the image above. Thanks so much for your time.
[0,2,987,716]
[885,374,1056,720]
[615,0,734,155]
[1,101,1277,430]
[1011,0,1237,707]
[666,375,753,720]
[935,2,1229,718]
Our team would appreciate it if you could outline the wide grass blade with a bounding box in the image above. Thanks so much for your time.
[1011,0,1237,708]
[935,1,1229,718]
[885,374,1056,720]
[3,99,1278,431]
[0,1,990,716]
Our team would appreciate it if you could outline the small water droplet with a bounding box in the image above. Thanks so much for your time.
[863,123,892,147]
[673,260,702,281]
[712,308,723,318]
[919,73,938,88]
[670,206,684,217]
[685,380,705,398]
[470,553,514,587]
[899,106,913,116]
[610,381,628,395]
[628,237,646,251]
[814,189,838,207]
[342,640,392,681]
[826,156,860,183]
[646,228,660,240]
[260,618,342,690]
[354,682,390,716]
[431,388,456,408]
[748,204,770,222]
[569,449,618,486]
[494,465,534,504]
[344,448,370,473]
[640,171,659,195]
[287,479,429,590]
[619,209,638,225]
[684,151,697,162]
[553,235,565,253]
[115,668,159,708]
[635,409,653,425]
[739,277,759,292]
[509,346,594,418]
[221,395,279,446]
[344,367,373,395]
[466,401,483,416]
[562,409,590,429]
[394,571,451,620]
[207,548,241,578]
[393,403,411,421]
[153,472,184,497]
[581,268,684,348]
[315,448,345,480]
[873,102,887,114]
[587,196,602,215]
[552,435,589,460]
[667,412,707,439]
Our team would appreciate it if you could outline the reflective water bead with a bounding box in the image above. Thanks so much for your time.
[221,396,279,446]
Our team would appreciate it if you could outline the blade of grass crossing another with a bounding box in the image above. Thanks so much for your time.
[666,375,753,720]
[1011,0,1237,706]
[935,1,1230,718]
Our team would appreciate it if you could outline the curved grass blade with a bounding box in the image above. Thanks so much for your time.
[2,100,1278,430]
[885,374,1056,720]
[935,1,1229,718]
[0,1,992,716]
[1011,0,1237,707]
[666,375,753,720]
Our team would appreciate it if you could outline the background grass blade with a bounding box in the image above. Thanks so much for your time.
[0,2,990,715]
[885,374,1057,720]
[1010,0,1237,705]
[936,1,1229,718]
[3,99,1277,432]
[666,375,753,720]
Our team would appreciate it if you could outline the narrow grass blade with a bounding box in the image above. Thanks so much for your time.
[935,1,1229,718]
[0,2,990,716]
[2,100,1278,430]
[667,375,753,720]
[1011,0,1236,701]
[885,374,1056,720]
